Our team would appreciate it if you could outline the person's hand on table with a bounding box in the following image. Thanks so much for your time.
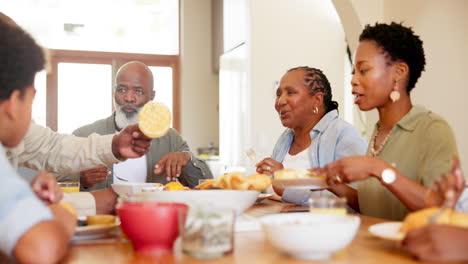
[154,152,191,181]
[80,166,110,189]
[256,158,283,176]
[31,172,63,204]
[112,124,152,160]
[401,224,468,262]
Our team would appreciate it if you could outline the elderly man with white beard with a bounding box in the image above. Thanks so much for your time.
[58,61,213,190]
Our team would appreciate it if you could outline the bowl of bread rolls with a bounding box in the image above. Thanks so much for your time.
[272,169,327,196]
[129,173,271,215]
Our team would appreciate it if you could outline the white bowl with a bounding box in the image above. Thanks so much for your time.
[261,213,360,260]
[130,190,259,215]
[111,183,161,196]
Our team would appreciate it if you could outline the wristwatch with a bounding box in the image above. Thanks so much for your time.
[381,168,396,184]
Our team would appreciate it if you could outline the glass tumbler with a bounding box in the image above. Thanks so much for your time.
[180,206,235,259]
[308,196,347,215]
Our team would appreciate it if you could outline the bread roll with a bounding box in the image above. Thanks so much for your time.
[87,215,116,226]
[400,207,468,233]
[246,174,271,191]
[273,169,298,179]
[195,179,217,190]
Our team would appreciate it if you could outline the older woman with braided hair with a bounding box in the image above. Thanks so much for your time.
[256,66,367,205]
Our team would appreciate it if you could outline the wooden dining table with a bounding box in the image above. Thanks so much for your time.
[62,200,462,264]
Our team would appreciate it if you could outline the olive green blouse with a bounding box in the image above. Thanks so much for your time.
[358,105,459,221]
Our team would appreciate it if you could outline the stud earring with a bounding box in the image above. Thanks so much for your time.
[313,106,318,114]
[390,82,400,103]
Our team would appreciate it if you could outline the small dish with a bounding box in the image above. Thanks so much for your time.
[272,178,327,196]
[368,222,404,241]
[256,193,273,203]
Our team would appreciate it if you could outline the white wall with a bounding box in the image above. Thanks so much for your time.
[383,0,468,173]
[180,0,219,153]
[247,0,346,162]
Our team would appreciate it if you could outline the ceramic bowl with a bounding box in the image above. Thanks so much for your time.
[130,190,259,215]
[261,213,360,260]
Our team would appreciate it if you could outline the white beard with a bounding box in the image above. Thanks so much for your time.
[114,104,141,130]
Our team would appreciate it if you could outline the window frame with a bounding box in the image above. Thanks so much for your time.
[45,49,180,132]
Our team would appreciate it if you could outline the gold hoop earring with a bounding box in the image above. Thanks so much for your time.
[390,82,400,103]
[313,106,318,114]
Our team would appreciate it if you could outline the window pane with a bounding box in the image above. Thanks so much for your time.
[33,71,46,127]
[3,0,179,55]
[57,63,112,134]
[149,66,173,117]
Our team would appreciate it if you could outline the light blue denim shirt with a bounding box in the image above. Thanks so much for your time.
[0,145,53,256]
[271,110,367,205]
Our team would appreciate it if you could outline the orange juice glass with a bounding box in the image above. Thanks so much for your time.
[59,182,80,193]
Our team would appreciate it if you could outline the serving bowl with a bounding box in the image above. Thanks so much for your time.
[130,190,259,215]
[261,213,360,260]
[118,202,188,253]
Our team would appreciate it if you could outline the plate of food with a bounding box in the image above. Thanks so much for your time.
[368,222,404,241]
[272,169,327,196]
[74,215,120,240]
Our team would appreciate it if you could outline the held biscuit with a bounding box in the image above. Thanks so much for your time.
[138,102,171,138]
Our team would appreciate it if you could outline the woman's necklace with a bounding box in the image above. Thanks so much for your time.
[370,124,393,157]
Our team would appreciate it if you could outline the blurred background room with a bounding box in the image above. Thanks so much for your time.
[3,0,468,178]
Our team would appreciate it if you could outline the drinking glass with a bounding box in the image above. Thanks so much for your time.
[58,182,80,193]
[309,196,347,215]
[180,206,235,259]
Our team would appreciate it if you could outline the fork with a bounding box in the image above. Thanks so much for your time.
[246,148,258,163]
[428,190,454,223]
[115,175,128,182]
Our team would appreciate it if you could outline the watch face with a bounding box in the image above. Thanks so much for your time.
[382,168,396,184]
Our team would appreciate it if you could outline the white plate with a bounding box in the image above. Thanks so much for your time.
[74,224,119,240]
[368,222,404,241]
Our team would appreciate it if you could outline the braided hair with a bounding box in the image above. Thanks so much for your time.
[287,66,339,113]
[359,22,426,93]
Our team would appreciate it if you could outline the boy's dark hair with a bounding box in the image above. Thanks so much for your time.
[0,18,45,101]
[359,22,426,93]
[287,66,339,114]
